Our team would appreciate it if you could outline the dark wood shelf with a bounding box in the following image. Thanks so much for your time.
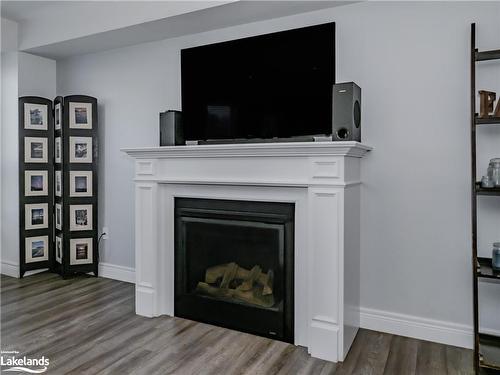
[476,117,500,125]
[476,49,500,62]
[479,333,500,371]
[477,257,500,281]
[475,183,500,196]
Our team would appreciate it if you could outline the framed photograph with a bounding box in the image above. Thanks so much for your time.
[25,170,48,196]
[69,171,92,197]
[55,137,61,163]
[55,103,61,130]
[55,170,62,197]
[25,203,49,230]
[70,204,92,231]
[55,236,62,263]
[24,137,48,163]
[24,103,48,130]
[69,136,92,163]
[69,102,92,129]
[70,238,93,265]
[55,203,62,230]
[25,235,49,263]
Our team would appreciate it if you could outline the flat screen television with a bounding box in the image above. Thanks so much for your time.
[181,22,335,142]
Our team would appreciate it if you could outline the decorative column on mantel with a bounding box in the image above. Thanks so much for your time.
[123,141,371,363]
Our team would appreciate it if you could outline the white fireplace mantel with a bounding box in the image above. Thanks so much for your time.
[123,141,371,363]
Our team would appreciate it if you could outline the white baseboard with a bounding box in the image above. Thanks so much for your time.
[98,262,135,284]
[360,307,473,349]
[481,327,500,337]
[1,260,19,278]
[92,262,487,350]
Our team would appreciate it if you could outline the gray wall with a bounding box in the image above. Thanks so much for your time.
[56,2,500,334]
[1,17,57,276]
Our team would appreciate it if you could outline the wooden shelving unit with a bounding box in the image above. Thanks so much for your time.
[476,116,500,126]
[470,23,500,374]
[480,334,500,371]
[477,258,500,281]
[475,183,500,196]
[476,49,500,62]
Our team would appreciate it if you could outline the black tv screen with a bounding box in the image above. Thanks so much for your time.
[181,22,335,141]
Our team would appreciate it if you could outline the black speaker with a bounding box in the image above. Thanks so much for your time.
[160,110,184,146]
[332,82,361,142]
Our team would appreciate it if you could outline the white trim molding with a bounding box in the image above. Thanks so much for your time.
[360,307,474,349]
[482,328,500,338]
[99,262,135,284]
[1,260,19,278]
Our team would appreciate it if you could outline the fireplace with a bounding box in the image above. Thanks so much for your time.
[174,197,294,343]
[124,142,371,361]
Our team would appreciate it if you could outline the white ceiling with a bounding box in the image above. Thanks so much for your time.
[1,1,354,60]
[1,1,221,22]
[2,1,235,50]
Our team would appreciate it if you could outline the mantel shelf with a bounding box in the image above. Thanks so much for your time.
[122,141,372,159]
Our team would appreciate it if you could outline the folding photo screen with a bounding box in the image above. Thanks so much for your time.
[19,95,98,278]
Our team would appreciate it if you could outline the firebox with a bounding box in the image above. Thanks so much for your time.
[174,198,294,343]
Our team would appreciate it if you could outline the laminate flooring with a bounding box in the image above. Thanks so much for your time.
[0,273,473,374]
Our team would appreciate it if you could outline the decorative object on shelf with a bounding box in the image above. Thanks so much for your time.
[493,243,500,272]
[479,90,496,118]
[487,158,500,187]
[481,175,495,188]
[478,90,500,118]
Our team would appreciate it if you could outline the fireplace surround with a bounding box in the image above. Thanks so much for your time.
[123,141,371,362]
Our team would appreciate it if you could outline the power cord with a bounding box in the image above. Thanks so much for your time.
[96,232,106,265]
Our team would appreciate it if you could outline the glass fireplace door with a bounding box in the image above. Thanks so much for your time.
[174,198,294,343]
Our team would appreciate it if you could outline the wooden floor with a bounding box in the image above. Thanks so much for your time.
[1,273,473,374]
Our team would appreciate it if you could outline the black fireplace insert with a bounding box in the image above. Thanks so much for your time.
[174,198,294,343]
